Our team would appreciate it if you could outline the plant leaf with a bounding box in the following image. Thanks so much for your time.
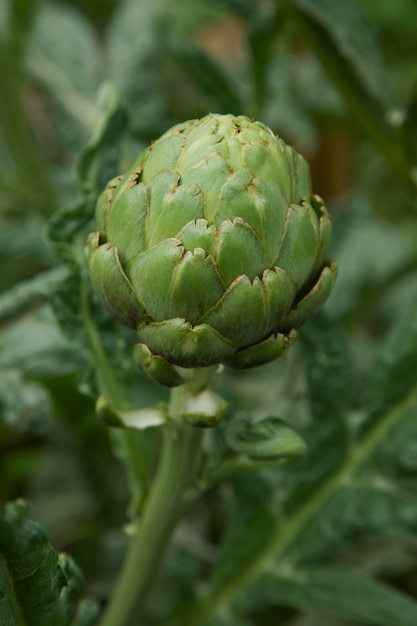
[361,301,417,435]
[0,267,69,324]
[0,500,96,626]
[186,309,417,624]
[208,475,277,594]
[75,81,128,196]
[301,312,353,424]
[282,312,352,510]
[286,0,413,187]
[240,566,417,626]
[288,0,389,105]
[45,198,95,262]
[0,306,84,378]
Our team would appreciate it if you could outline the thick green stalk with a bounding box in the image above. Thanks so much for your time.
[100,383,204,626]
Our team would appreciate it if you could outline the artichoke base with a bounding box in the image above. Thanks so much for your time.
[133,325,298,387]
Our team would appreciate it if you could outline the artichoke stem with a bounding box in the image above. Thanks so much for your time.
[99,376,205,626]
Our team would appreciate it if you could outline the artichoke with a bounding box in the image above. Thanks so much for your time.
[86,113,337,386]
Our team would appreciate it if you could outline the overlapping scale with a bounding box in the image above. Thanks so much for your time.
[140,132,185,182]
[177,127,225,171]
[147,180,205,247]
[111,166,142,205]
[200,267,296,346]
[177,219,217,261]
[309,195,333,278]
[246,177,287,261]
[225,329,297,369]
[280,261,338,331]
[274,203,320,289]
[136,319,237,367]
[106,183,148,264]
[292,152,311,203]
[243,141,291,201]
[222,135,245,171]
[207,172,286,263]
[211,169,253,224]
[96,175,121,237]
[214,219,269,285]
[127,239,224,324]
[87,233,144,329]
[180,154,229,221]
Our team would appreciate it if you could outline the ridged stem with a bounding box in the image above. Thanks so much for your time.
[99,381,204,626]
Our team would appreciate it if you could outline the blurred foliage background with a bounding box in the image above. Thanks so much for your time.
[2,1,417,625]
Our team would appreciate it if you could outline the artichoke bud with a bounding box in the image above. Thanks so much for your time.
[86,113,337,386]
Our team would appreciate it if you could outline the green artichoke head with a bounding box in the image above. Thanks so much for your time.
[86,113,337,386]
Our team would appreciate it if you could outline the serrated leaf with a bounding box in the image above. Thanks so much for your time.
[301,312,353,423]
[75,81,128,196]
[45,198,95,262]
[282,313,352,510]
[0,266,69,324]
[0,306,85,377]
[0,214,53,264]
[362,301,417,435]
[208,476,277,594]
[0,500,97,626]
[328,212,415,321]
[240,566,417,626]
[186,308,417,624]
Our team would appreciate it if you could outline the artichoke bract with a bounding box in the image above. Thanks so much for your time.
[87,113,337,386]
